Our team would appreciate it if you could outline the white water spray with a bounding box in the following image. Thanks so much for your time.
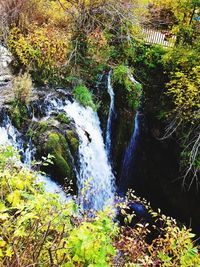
[63,101,115,211]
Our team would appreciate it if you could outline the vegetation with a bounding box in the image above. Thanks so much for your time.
[73,85,96,110]
[0,146,199,266]
[56,113,70,124]
[128,0,200,188]
[0,0,147,86]
[13,72,32,105]
[0,146,116,266]
[113,65,142,110]
[0,0,200,265]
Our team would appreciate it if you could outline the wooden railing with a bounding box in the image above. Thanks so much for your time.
[142,28,176,47]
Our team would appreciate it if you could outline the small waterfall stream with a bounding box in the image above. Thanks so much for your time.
[106,70,115,160]
[0,116,24,152]
[120,74,141,190]
[120,111,140,182]
[0,114,67,201]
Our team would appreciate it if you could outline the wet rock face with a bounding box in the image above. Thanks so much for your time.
[96,73,137,177]
[96,73,110,139]
[111,81,137,178]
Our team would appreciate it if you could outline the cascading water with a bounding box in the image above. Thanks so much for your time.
[63,100,115,211]
[0,116,24,152]
[0,114,67,201]
[0,93,116,210]
[106,70,115,161]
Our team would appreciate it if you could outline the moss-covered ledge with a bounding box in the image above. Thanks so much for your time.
[31,116,79,192]
[111,65,142,177]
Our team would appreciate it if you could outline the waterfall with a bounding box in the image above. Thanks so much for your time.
[0,115,67,201]
[0,96,116,210]
[106,70,115,160]
[63,101,115,211]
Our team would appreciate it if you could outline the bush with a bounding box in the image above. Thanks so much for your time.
[0,146,117,266]
[0,146,199,266]
[115,191,200,266]
[166,66,200,123]
[73,85,96,110]
[13,72,32,105]
[8,26,69,85]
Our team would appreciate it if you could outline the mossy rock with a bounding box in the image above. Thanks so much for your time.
[112,69,141,178]
[42,132,76,191]
[30,115,79,192]
[10,102,29,129]
[55,112,70,124]
[66,130,79,157]
[32,121,49,139]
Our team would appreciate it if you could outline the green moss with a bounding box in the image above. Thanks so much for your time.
[66,130,79,156]
[55,113,70,124]
[12,105,21,129]
[45,132,74,180]
[73,85,96,110]
[113,65,142,111]
[32,121,49,142]
[10,102,29,129]
[26,127,34,138]
[53,153,71,179]
[47,133,60,148]
[113,65,130,85]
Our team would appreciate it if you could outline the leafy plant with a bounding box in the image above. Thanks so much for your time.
[0,146,117,266]
[8,26,69,85]
[114,190,200,266]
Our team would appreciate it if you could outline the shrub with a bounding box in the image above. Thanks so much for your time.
[13,72,32,105]
[0,147,199,266]
[0,146,117,266]
[166,66,200,123]
[8,26,69,85]
[115,191,200,266]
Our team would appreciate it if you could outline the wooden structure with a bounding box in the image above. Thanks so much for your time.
[142,28,176,47]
